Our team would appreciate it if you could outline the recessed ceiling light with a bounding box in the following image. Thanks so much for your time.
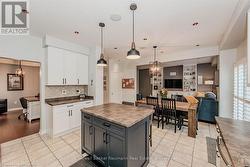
[196,44,200,47]
[114,47,118,49]
[74,31,79,35]
[110,14,122,21]
[143,38,147,41]
[192,22,199,26]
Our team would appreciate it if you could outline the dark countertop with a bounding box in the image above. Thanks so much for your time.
[24,96,40,102]
[215,117,250,167]
[81,103,154,127]
[46,96,94,106]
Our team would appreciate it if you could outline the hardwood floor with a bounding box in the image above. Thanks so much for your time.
[0,110,40,144]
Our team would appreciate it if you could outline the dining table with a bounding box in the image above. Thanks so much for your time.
[135,99,198,138]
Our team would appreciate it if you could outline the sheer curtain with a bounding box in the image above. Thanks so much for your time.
[233,58,250,121]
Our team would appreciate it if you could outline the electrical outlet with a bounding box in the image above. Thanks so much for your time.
[62,90,66,95]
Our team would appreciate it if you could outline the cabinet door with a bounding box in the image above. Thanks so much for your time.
[63,50,77,85]
[76,54,88,85]
[94,126,108,166]
[47,47,65,85]
[82,121,93,154]
[53,106,70,135]
[107,132,126,167]
[70,104,81,128]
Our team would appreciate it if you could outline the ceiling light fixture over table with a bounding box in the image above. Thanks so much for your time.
[97,22,108,66]
[127,3,140,59]
[149,46,161,77]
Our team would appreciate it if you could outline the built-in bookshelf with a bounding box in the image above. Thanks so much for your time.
[183,65,197,92]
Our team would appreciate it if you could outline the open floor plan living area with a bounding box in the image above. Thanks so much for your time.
[1,0,250,167]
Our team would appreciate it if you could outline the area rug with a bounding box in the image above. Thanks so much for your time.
[70,156,98,167]
[206,137,217,166]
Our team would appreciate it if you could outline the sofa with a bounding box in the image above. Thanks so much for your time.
[196,97,218,123]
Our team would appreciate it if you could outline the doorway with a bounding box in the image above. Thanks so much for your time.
[0,57,41,143]
[138,69,151,98]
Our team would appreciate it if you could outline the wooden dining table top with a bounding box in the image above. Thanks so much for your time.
[135,99,197,112]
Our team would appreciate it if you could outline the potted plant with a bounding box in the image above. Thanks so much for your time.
[159,88,168,98]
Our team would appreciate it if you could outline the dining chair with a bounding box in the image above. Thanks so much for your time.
[146,96,162,128]
[161,98,179,133]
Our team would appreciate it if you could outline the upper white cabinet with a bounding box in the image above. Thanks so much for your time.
[46,46,88,85]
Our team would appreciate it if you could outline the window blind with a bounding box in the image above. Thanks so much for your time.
[233,59,250,121]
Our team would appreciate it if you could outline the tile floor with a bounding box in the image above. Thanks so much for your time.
[0,121,217,167]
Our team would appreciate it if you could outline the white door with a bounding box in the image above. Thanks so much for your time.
[76,54,88,85]
[47,47,65,85]
[53,106,70,135]
[110,72,122,103]
[63,50,77,85]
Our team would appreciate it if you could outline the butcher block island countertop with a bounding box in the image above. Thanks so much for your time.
[81,103,154,127]
[81,103,154,167]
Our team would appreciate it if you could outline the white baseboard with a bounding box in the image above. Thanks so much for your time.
[8,108,23,112]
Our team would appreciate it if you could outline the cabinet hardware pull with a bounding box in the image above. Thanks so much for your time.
[89,126,93,135]
[106,133,110,144]
[103,123,111,127]
[70,110,72,116]
[65,78,67,84]
[68,110,70,116]
[84,115,90,119]
[63,78,64,84]
[103,132,106,143]
[216,136,232,167]
[78,79,79,84]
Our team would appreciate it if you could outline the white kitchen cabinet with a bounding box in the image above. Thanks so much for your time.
[47,47,65,85]
[47,100,94,137]
[53,105,71,135]
[46,46,88,85]
[76,53,88,85]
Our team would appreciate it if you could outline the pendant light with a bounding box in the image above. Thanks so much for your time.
[149,46,161,76]
[15,60,24,76]
[127,3,140,59]
[97,22,108,66]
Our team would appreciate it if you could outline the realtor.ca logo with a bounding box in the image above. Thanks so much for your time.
[1,0,29,35]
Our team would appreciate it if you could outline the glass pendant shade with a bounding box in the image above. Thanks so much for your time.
[15,60,24,76]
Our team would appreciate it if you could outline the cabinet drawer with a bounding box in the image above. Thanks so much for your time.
[82,113,93,123]
[93,117,125,137]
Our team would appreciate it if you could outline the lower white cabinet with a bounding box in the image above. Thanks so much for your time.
[47,100,94,137]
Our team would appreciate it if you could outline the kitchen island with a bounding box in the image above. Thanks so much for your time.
[81,103,154,167]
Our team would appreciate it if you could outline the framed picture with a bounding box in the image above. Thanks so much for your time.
[7,74,24,91]
[122,78,135,89]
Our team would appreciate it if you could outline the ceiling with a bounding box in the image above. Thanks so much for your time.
[30,0,240,58]
[0,57,40,67]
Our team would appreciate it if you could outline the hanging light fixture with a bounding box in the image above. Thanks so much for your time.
[97,22,108,66]
[127,3,140,59]
[149,46,161,76]
[15,60,24,76]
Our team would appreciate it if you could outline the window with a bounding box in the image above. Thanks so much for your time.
[233,59,250,121]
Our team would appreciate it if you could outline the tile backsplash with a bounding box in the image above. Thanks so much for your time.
[45,85,88,99]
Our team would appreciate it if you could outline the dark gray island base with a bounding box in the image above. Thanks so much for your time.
[81,103,154,167]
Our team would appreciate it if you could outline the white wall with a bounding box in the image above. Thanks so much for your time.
[219,49,237,118]
[109,46,219,103]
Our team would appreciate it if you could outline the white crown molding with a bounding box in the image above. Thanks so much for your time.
[220,0,250,49]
